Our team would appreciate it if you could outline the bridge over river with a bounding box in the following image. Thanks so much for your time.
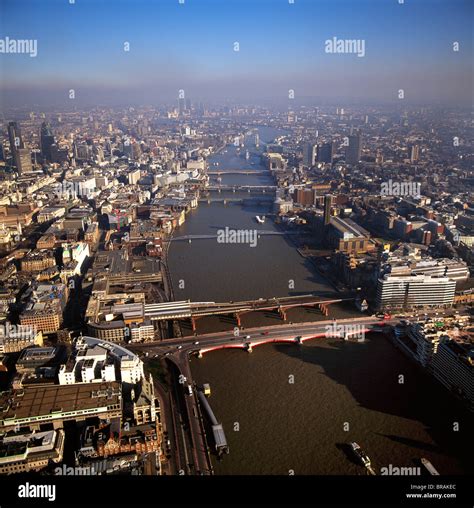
[143,294,354,330]
[165,231,311,242]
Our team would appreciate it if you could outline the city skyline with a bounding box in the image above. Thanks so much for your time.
[0,0,473,503]
[0,0,473,107]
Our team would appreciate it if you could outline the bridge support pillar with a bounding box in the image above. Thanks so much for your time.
[318,303,329,316]
[279,307,287,321]
[246,343,253,353]
[235,313,241,327]
[198,350,203,359]
[191,317,197,332]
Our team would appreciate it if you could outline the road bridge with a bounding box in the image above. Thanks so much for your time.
[198,197,275,205]
[207,170,267,176]
[133,316,392,475]
[163,231,311,242]
[207,185,277,192]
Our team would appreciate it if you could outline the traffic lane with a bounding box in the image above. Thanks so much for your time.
[136,319,387,355]
[133,317,386,353]
[131,315,384,348]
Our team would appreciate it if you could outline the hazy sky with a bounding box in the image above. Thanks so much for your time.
[0,0,472,107]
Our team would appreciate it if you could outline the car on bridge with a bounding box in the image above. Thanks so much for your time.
[194,341,200,345]
[177,345,183,350]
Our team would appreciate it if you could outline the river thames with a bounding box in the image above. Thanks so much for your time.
[168,127,473,475]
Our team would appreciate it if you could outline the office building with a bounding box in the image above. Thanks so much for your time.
[0,328,43,354]
[19,283,68,334]
[0,382,122,432]
[20,250,56,272]
[346,132,361,165]
[410,144,420,162]
[324,194,333,226]
[402,322,474,410]
[0,429,65,474]
[7,122,32,174]
[317,142,334,164]
[16,148,32,173]
[40,122,55,162]
[59,336,144,387]
[326,216,373,253]
[128,169,141,185]
[376,275,456,311]
[431,338,474,410]
[303,143,317,166]
[7,122,23,152]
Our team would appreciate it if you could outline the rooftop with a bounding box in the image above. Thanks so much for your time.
[0,382,121,424]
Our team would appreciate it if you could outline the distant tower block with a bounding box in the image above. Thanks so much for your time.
[324,194,333,226]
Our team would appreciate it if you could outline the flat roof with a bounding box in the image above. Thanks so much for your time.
[0,381,121,423]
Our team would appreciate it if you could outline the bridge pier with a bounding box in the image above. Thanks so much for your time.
[235,313,241,327]
[191,317,197,332]
[245,343,253,353]
[318,303,329,316]
[198,350,203,358]
[278,306,288,321]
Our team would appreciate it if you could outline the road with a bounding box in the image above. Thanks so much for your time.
[130,314,390,475]
[130,314,386,355]
[132,308,469,475]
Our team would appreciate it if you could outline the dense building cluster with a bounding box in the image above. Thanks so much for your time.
[0,102,472,476]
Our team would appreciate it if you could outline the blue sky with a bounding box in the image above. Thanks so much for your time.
[0,0,472,106]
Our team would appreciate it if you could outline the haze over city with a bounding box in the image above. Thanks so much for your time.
[0,0,473,107]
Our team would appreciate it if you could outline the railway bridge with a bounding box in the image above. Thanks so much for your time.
[144,294,353,331]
